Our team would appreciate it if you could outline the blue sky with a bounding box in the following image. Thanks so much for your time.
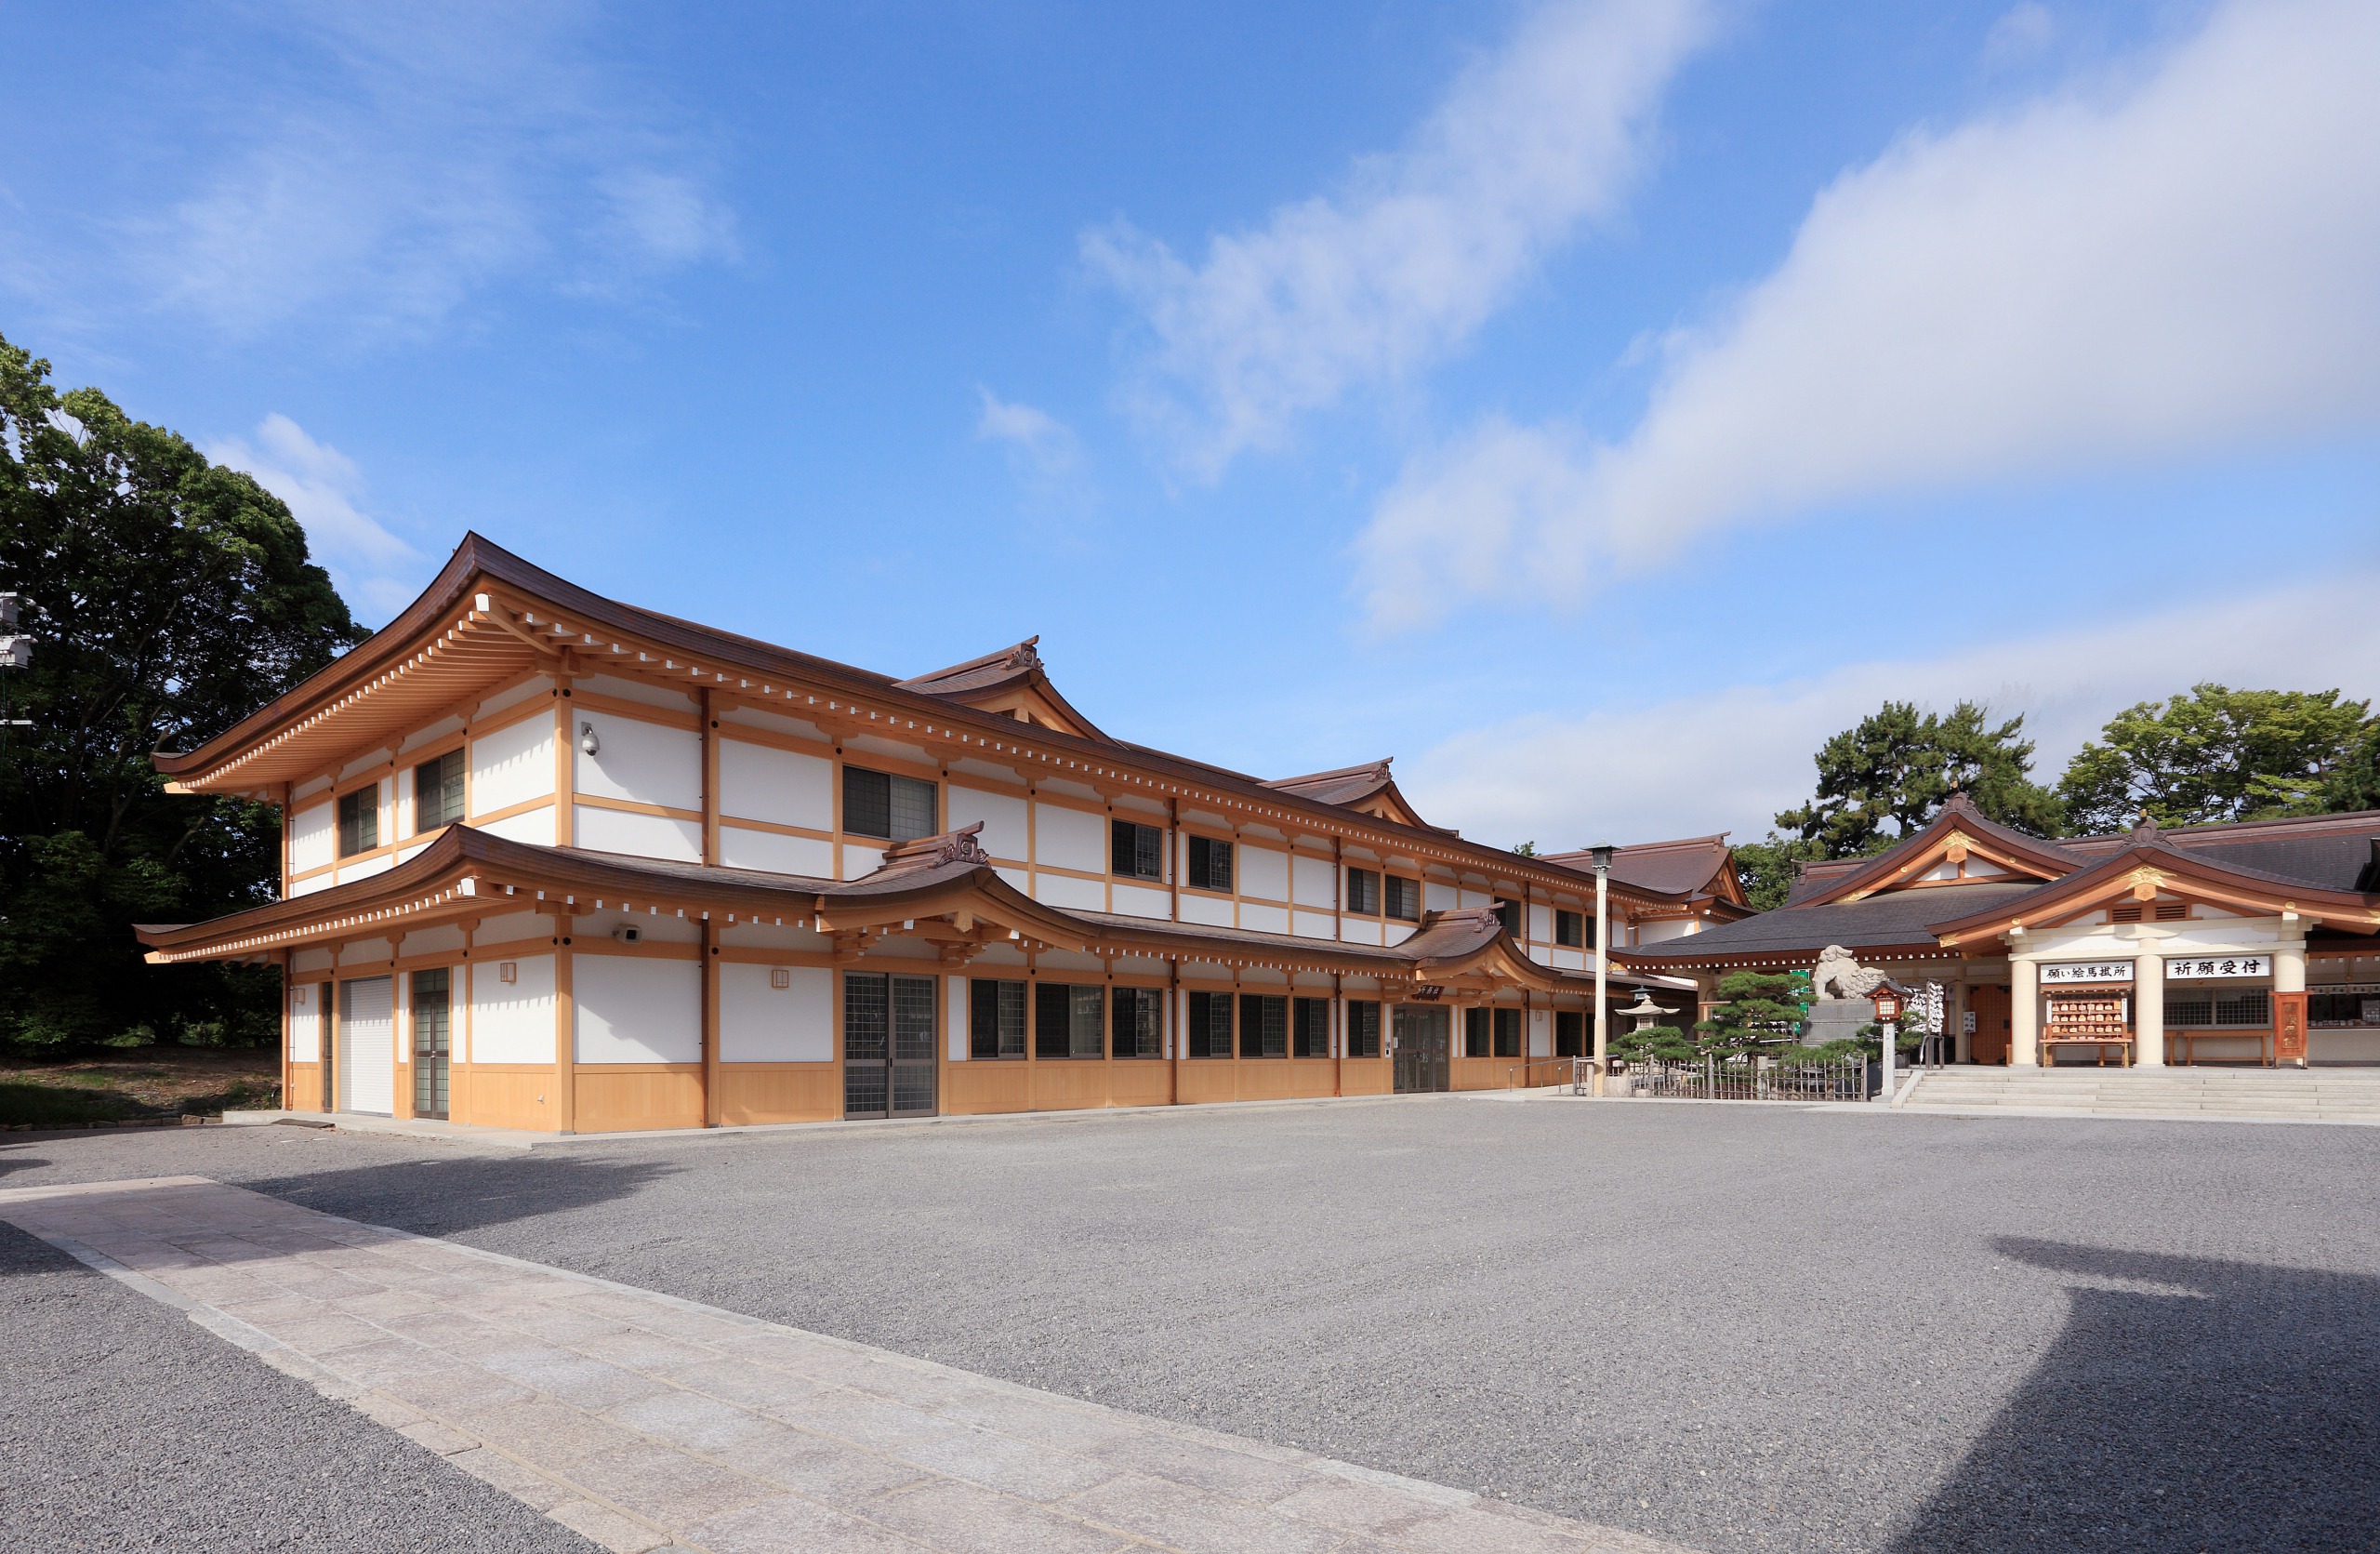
[7,0,2377,846]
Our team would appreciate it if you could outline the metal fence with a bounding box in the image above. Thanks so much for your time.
[1622,1056,1872,1103]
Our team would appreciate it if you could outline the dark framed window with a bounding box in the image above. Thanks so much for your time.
[1113,987,1163,1057]
[1345,867,1381,915]
[842,765,938,842]
[970,978,1027,1058]
[1238,994,1288,1058]
[1112,819,1165,881]
[1384,875,1421,922]
[1493,1007,1522,1058]
[1187,835,1234,893]
[1292,997,1331,1057]
[1036,982,1105,1059]
[1554,910,1585,949]
[337,787,378,857]
[1554,1009,1586,1057]
[414,750,465,830]
[1463,1007,1491,1058]
[1346,1000,1382,1058]
[1186,990,1234,1057]
[1492,898,1522,937]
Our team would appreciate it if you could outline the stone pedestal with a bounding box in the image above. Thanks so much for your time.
[1803,1000,1871,1048]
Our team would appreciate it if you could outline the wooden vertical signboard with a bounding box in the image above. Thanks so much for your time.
[2275,990,2308,1068]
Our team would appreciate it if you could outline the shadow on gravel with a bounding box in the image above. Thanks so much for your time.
[1892,1238,2380,1553]
[239,1151,684,1241]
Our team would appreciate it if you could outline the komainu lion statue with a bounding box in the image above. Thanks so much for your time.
[1811,944,1891,1002]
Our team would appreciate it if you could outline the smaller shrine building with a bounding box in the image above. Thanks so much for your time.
[1614,796,2380,1068]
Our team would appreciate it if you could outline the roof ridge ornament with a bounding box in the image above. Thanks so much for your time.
[878,821,994,870]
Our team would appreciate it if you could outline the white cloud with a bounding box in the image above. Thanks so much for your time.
[1086,0,1719,477]
[1358,0,2380,624]
[1984,2,2059,68]
[134,2,734,339]
[975,388,1092,509]
[206,415,421,620]
[1402,571,2380,848]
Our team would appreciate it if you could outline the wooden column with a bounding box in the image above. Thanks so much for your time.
[280,949,294,1115]
[702,918,722,1126]
[554,918,576,1133]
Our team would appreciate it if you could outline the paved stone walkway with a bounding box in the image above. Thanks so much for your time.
[0,1177,1690,1554]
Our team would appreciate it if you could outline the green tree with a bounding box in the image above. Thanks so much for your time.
[2056,684,2374,833]
[1691,970,1805,1058]
[2324,724,2380,815]
[0,331,363,1050]
[1731,832,1829,912]
[1776,700,2063,857]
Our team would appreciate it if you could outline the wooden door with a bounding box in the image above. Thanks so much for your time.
[1970,984,2011,1065]
[1392,1006,1449,1093]
[843,971,938,1119]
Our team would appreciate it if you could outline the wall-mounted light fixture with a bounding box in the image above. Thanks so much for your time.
[580,722,601,755]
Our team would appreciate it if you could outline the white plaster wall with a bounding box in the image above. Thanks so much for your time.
[718,739,832,830]
[574,954,699,1063]
[471,954,556,1063]
[292,948,336,975]
[1341,918,1383,946]
[1458,887,1489,909]
[1180,894,1235,928]
[1385,922,1416,946]
[399,924,467,958]
[720,705,827,742]
[1529,904,1552,942]
[950,786,1027,860]
[1530,1011,1551,1057]
[337,854,393,886]
[575,711,699,812]
[720,963,832,1062]
[290,986,322,1062]
[475,676,553,721]
[1425,882,1458,911]
[1241,846,1289,903]
[1241,903,1290,935]
[947,976,968,1061]
[574,804,702,862]
[577,672,695,711]
[1552,947,1585,972]
[340,748,394,782]
[479,804,555,845]
[720,826,834,877]
[1111,883,1170,920]
[1637,919,1697,944]
[471,714,555,815]
[1034,873,1105,911]
[1291,911,1335,940]
[843,843,885,877]
[1290,856,1334,909]
[1034,802,1106,874]
[996,866,1028,892]
[290,802,334,875]
[399,714,466,754]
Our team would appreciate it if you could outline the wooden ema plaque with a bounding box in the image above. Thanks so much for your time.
[2276,991,2308,1064]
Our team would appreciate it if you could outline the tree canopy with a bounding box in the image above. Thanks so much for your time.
[0,330,362,1050]
[2058,684,2375,832]
[1774,699,2061,858]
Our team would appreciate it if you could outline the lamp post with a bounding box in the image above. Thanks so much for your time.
[1873,988,1902,1103]
[1590,843,1613,1096]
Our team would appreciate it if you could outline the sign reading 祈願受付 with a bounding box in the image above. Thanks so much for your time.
[2164,954,2271,980]
[2039,960,2135,984]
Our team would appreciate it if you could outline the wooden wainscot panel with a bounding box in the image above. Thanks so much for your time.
[717,1064,840,1126]
[1108,1062,1174,1109]
[1450,1056,1511,1092]
[1030,1061,1114,1111]
[288,1061,324,1111]
[944,1063,1033,1116]
[1339,1057,1392,1096]
[1289,1058,1339,1099]
[1235,1062,1296,1102]
[462,1065,561,1131]
[1175,1062,1239,1105]
[572,1065,704,1133]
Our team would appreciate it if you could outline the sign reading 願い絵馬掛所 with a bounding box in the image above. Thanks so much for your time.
[2163,954,2270,980]
[2039,960,2134,984]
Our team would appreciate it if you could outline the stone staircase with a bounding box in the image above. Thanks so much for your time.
[1898,1066,2380,1123]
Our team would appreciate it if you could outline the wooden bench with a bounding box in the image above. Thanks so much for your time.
[2040,1033,2134,1067]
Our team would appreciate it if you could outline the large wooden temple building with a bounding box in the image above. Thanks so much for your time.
[139,535,1732,1135]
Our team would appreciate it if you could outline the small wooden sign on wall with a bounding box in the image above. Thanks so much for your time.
[2276,991,2308,1065]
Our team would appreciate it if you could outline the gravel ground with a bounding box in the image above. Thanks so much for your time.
[0,1218,597,1554]
[5,1095,2376,1554]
